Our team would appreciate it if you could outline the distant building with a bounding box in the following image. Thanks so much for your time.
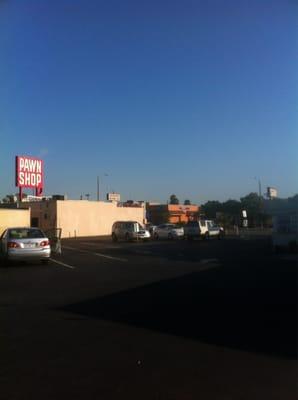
[106,192,121,202]
[148,203,199,225]
[0,208,30,236]
[25,199,145,238]
[267,187,278,199]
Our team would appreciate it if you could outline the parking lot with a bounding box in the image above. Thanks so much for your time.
[1,235,297,400]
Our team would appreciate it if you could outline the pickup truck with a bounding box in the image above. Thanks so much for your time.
[184,219,223,241]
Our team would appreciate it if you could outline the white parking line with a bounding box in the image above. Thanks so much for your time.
[50,258,76,269]
[82,242,122,250]
[94,253,128,262]
[62,245,127,262]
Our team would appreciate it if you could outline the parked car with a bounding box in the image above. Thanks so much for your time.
[0,227,51,263]
[153,224,184,240]
[112,221,150,242]
[184,219,223,241]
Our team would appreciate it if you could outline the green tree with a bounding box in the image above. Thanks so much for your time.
[184,199,191,205]
[240,192,261,212]
[200,201,222,219]
[169,194,179,205]
[2,194,16,203]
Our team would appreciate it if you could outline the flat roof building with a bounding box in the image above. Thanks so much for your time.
[148,204,199,225]
[27,199,145,238]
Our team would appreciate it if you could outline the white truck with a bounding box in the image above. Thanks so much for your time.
[184,219,223,241]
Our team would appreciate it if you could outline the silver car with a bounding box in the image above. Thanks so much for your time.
[153,224,184,240]
[0,227,51,263]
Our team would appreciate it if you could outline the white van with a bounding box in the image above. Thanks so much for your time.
[112,221,150,242]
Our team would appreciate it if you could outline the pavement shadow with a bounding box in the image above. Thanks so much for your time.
[96,237,274,264]
[61,256,297,359]
[0,259,45,268]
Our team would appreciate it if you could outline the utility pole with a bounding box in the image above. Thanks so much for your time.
[254,176,262,198]
[97,176,99,201]
[258,178,262,198]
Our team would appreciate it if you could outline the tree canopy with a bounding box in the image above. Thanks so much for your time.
[169,194,179,205]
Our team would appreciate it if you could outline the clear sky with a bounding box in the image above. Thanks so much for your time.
[1,0,297,204]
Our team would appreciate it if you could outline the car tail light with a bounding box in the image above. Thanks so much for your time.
[8,242,20,248]
[40,240,50,247]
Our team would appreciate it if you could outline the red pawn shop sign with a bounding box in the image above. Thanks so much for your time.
[15,155,44,195]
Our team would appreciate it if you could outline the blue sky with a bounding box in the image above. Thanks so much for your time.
[1,0,297,204]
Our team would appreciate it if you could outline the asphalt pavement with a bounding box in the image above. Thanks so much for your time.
[1,236,297,400]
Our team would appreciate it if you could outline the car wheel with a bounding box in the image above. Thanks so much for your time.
[112,233,118,242]
[125,233,130,242]
[168,233,173,240]
[204,232,209,240]
[154,232,159,240]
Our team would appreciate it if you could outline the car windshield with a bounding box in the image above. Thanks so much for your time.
[8,229,45,239]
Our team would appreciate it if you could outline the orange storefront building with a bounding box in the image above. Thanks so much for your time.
[148,204,199,225]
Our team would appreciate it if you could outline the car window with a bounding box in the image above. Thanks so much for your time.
[8,229,45,239]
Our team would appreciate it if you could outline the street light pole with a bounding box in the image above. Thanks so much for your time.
[97,176,99,201]
[97,173,109,201]
[253,176,262,198]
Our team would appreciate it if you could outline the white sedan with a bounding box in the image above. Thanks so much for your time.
[0,227,51,263]
[153,224,184,240]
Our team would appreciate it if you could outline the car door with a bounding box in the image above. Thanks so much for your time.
[45,228,62,254]
[0,230,8,255]
[124,223,132,239]
[118,223,124,239]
